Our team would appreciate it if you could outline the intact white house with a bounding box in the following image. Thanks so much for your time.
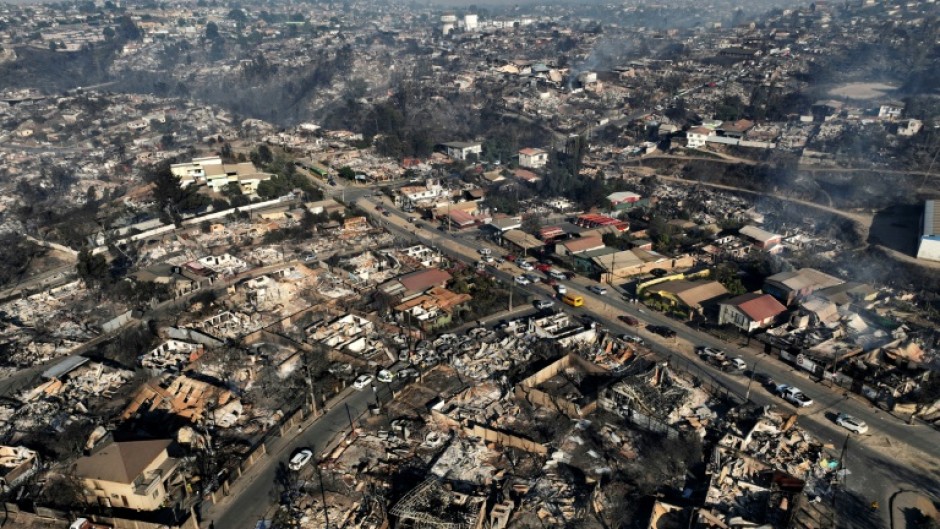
[686,126,712,149]
[518,148,548,169]
[171,156,274,194]
[441,141,483,161]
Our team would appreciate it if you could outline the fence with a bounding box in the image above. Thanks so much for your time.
[1,503,200,529]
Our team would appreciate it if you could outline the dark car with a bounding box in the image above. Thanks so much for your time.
[753,372,775,387]
[648,325,676,338]
[618,315,639,326]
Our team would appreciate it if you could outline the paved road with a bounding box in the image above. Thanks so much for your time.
[204,384,390,528]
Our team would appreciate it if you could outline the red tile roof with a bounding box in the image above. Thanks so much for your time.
[724,293,787,321]
[562,236,605,254]
[399,268,453,293]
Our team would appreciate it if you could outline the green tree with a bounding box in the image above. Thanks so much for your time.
[714,263,746,295]
[76,248,109,287]
[205,21,220,40]
[337,166,356,180]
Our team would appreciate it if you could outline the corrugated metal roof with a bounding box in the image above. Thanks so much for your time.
[42,355,89,380]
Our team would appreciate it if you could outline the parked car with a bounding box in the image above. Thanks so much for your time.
[726,357,748,372]
[619,334,644,345]
[398,368,419,379]
[479,248,491,256]
[618,315,639,326]
[775,385,814,407]
[697,346,727,362]
[353,374,374,390]
[514,275,531,286]
[835,413,869,434]
[647,325,676,338]
[535,263,552,273]
[288,448,314,471]
[753,372,775,388]
[377,369,395,383]
[556,284,568,295]
[518,261,535,271]
[587,285,608,295]
[534,299,555,310]
[506,254,517,262]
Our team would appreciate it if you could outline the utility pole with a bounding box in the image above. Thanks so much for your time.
[745,358,761,402]
[344,402,355,432]
[315,463,331,529]
[508,280,514,311]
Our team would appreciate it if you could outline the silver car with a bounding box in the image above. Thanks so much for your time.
[835,413,869,434]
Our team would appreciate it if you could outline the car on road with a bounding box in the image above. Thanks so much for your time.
[753,372,775,388]
[398,368,419,379]
[288,448,314,471]
[725,357,748,372]
[697,346,727,362]
[514,275,531,285]
[835,413,869,434]
[587,285,608,295]
[618,315,639,326]
[534,299,555,310]
[479,248,491,256]
[775,385,814,407]
[619,334,644,345]
[377,369,395,383]
[353,374,374,390]
[382,210,391,217]
[647,325,676,338]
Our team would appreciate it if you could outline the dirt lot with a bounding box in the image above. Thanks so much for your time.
[828,82,899,100]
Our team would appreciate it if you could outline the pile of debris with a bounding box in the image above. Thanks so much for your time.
[445,328,532,380]
[703,407,835,529]
[390,478,487,529]
[600,361,713,428]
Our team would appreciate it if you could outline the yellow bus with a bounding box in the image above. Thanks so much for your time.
[561,294,584,307]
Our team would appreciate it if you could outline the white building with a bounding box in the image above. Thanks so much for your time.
[878,103,904,120]
[518,147,548,169]
[464,14,478,31]
[686,126,712,149]
[442,141,482,161]
[897,119,923,137]
[171,156,273,194]
[441,14,457,36]
[917,200,940,262]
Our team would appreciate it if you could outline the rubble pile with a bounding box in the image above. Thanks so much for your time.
[604,362,711,425]
[138,339,203,373]
[704,408,836,528]
[444,328,532,380]
[390,478,487,529]
[0,286,97,370]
